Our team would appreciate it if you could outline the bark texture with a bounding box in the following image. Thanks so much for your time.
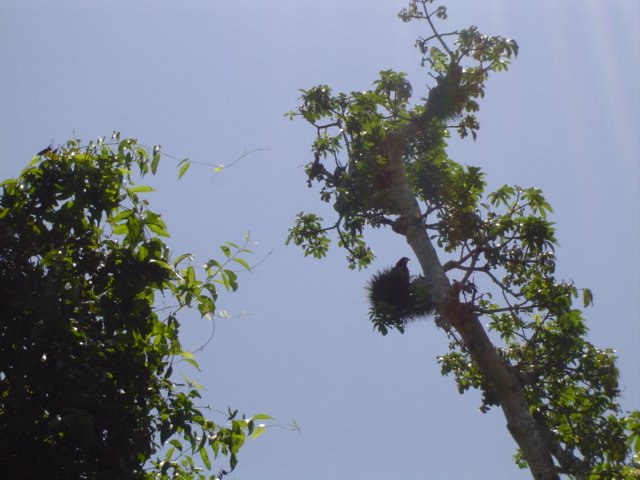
[384,128,560,480]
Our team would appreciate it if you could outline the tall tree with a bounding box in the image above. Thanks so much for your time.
[287,1,639,478]
[0,135,266,479]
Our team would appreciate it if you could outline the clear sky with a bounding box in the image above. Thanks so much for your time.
[1,1,638,478]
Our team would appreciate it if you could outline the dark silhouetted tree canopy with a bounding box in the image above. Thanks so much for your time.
[0,135,265,479]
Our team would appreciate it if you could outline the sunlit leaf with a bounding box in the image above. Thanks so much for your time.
[128,185,155,193]
[199,447,211,470]
[177,158,190,179]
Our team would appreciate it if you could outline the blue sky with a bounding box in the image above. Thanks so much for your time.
[1,1,638,478]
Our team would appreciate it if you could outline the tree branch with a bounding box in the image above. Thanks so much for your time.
[382,117,561,480]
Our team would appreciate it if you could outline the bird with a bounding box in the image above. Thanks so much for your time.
[367,257,412,311]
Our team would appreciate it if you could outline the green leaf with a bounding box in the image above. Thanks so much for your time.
[199,447,211,470]
[151,145,161,174]
[222,269,238,292]
[173,253,193,267]
[231,257,251,271]
[184,266,196,286]
[163,447,175,461]
[582,288,594,308]
[182,357,199,370]
[149,259,172,271]
[128,185,155,193]
[146,222,170,237]
[177,159,190,179]
[0,177,17,188]
[249,425,265,440]
[112,223,129,235]
[251,413,273,421]
[109,209,133,223]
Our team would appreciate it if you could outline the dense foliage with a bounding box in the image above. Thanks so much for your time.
[0,135,266,479]
[287,1,639,478]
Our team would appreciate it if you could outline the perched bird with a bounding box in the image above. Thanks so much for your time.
[367,257,412,312]
[366,257,436,334]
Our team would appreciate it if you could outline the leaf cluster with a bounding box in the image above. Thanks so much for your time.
[436,184,638,476]
[285,6,517,269]
[0,135,258,479]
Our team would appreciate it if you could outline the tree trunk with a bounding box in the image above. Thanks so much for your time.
[385,130,560,480]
